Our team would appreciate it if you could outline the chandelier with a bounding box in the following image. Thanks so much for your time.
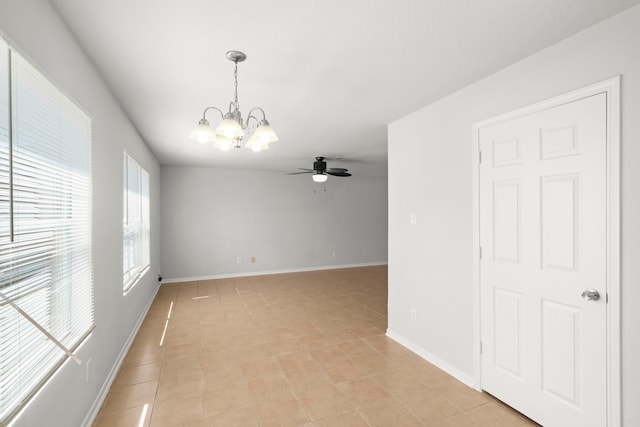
[189,50,278,152]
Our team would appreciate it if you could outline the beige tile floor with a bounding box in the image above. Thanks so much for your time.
[94,266,540,427]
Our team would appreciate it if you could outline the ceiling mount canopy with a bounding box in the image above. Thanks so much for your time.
[189,50,278,152]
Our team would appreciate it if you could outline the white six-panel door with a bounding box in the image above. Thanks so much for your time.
[479,93,607,427]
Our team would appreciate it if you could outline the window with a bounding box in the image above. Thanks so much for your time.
[123,153,149,292]
[0,37,93,423]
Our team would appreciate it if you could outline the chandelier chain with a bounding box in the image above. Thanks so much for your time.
[233,61,239,111]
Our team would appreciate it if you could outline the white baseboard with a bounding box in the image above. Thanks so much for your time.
[162,262,388,284]
[81,284,160,427]
[385,329,476,389]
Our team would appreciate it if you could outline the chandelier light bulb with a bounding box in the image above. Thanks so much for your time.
[213,135,233,151]
[215,118,244,139]
[189,119,216,144]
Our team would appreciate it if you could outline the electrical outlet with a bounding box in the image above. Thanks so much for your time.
[251,256,256,263]
[332,251,336,257]
[410,308,417,322]
[236,257,241,264]
[410,213,417,225]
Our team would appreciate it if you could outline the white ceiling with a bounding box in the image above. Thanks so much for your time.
[50,0,639,177]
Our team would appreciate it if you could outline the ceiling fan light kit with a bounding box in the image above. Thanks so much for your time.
[189,50,278,152]
[312,173,328,183]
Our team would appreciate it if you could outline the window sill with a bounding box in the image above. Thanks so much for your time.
[123,265,150,296]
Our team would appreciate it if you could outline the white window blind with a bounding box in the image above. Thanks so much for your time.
[0,37,93,424]
[123,153,149,292]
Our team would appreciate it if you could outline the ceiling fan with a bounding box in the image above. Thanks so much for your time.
[288,156,352,182]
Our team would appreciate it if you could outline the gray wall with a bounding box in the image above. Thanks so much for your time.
[0,1,161,426]
[161,166,388,280]
[388,4,640,425]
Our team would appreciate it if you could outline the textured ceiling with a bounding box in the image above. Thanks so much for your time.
[50,0,640,177]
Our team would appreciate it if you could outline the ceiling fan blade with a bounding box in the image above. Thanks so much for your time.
[298,168,314,171]
[326,172,352,177]
[287,171,314,175]
[326,168,348,173]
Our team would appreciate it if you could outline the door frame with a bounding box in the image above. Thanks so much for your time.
[471,76,620,426]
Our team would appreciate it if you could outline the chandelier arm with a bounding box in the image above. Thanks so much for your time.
[202,106,224,120]
[247,107,267,123]
[246,114,260,129]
